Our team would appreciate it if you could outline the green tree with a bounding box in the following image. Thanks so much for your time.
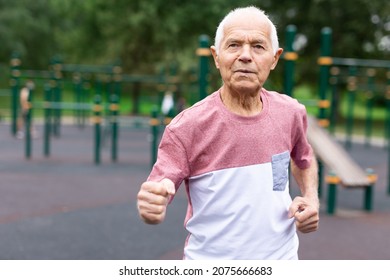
[50,0,252,73]
[0,0,59,68]
[273,0,389,58]
[1,0,388,76]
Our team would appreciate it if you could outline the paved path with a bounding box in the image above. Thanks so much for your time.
[0,121,389,260]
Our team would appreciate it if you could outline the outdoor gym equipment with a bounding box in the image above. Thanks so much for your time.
[317,27,390,195]
[24,88,119,165]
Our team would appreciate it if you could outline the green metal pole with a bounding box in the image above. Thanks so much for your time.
[96,77,105,115]
[364,185,374,211]
[329,67,340,135]
[93,95,102,165]
[387,70,390,195]
[198,34,210,101]
[318,27,332,127]
[326,171,339,215]
[110,93,119,162]
[150,106,159,169]
[53,80,61,137]
[51,58,62,137]
[25,87,33,159]
[364,168,375,211]
[73,73,82,127]
[57,76,62,136]
[43,84,51,157]
[327,183,337,215]
[113,65,122,109]
[365,69,375,148]
[284,25,297,97]
[345,66,357,150]
[10,53,21,136]
[317,27,332,197]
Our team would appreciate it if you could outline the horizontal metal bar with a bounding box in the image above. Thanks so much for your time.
[331,57,390,68]
[32,102,93,110]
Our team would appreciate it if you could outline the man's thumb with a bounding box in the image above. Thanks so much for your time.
[161,178,175,196]
[288,201,300,219]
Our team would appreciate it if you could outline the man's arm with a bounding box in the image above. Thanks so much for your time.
[289,156,320,233]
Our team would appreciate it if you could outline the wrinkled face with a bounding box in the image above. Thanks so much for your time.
[211,13,282,95]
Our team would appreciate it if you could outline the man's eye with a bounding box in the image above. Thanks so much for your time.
[228,43,239,48]
[254,44,264,49]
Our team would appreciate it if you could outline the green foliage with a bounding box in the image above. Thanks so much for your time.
[47,0,252,73]
[0,0,60,68]
[0,0,389,78]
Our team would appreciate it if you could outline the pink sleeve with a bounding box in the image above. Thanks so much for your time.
[290,105,313,169]
[147,127,190,191]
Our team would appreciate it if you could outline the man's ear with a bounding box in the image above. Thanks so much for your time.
[210,46,220,69]
[270,48,284,70]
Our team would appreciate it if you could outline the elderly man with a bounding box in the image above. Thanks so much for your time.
[137,6,319,260]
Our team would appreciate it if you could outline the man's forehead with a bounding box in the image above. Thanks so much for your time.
[222,13,271,39]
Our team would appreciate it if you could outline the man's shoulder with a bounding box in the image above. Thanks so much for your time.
[168,91,219,128]
[263,89,301,106]
[263,88,306,115]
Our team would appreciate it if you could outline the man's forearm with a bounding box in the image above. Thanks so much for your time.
[291,156,319,199]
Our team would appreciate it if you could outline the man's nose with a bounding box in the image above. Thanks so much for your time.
[238,45,252,63]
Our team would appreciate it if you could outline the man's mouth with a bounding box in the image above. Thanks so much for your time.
[235,69,255,74]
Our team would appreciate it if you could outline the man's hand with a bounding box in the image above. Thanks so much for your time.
[288,196,319,233]
[137,178,175,224]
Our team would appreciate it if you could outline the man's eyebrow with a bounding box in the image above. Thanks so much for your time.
[225,37,243,44]
[251,38,267,44]
[225,36,267,44]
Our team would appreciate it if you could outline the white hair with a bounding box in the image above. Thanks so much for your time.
[214,6,279,55]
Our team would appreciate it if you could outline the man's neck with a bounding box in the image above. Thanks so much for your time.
[220,87,263,116]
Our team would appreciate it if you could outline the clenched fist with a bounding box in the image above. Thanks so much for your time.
[288,195,320,233]
[137,178,175,224]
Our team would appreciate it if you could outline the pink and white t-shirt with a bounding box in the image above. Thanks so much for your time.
[148,88,313,259]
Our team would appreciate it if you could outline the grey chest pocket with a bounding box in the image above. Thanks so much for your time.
[271,151,290,191]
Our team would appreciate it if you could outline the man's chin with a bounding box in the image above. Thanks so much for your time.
[232,83,261,95]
